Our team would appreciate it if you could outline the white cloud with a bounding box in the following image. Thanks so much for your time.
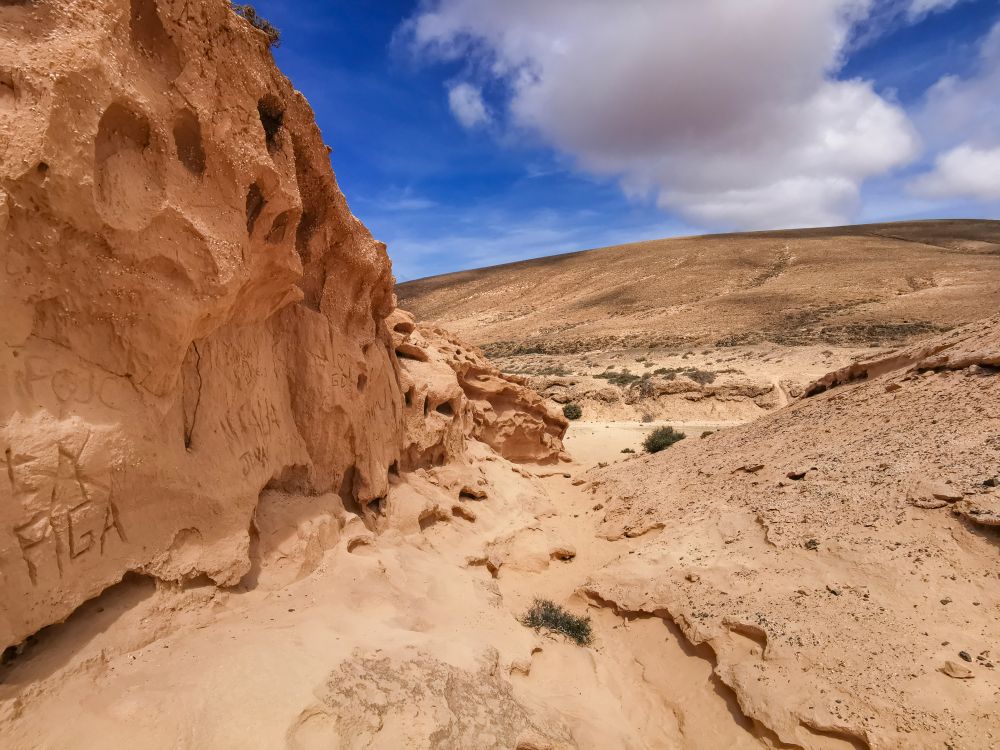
[404,0,919,229]
[447,82,490,128]
[910,145,1000,200]
[917,22,1000,149]
[907,21,1000,203]
[906,0,963,20]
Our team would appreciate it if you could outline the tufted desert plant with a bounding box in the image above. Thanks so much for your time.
[643,426,685,453]
[520,599,592,646]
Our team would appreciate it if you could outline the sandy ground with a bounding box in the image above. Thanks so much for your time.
[0,443,775,749]
[564,420,739,468]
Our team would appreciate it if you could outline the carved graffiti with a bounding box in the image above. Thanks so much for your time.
[332,351,352,390]
[239,445,267,476]
[5,431,126,585]
[363,353,397,426]
[17,356,127,411]
[221,397,281,443]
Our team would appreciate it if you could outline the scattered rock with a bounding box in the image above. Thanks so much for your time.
[959,650,972,662]
[908,479,964,509]
[940,661,975,679]
[550,545,576,561]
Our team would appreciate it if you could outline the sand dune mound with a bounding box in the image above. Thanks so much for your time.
[583,316,1000,749]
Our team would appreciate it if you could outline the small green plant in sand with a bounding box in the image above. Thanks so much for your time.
[563,403,583,420]
[643,426,685,454]
[520,599,592,646]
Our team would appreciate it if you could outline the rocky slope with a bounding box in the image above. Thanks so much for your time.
[0,0,563,652]
[398,220,1000,356]
[399,220,1000,423]
[583,316,1000,749]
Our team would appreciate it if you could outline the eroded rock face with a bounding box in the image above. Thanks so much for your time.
[390,310,569,468]
[584,316,1000,749]
[0,0,561,650]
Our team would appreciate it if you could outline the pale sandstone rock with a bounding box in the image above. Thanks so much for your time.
[584,316,1000,749]
[390,310,569,467]
[0,0,563,650]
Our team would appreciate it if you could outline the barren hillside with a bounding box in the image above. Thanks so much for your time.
[398,220,1000,355]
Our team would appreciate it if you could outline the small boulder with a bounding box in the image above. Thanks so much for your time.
[940,660,975,679]
[908,479,963,509]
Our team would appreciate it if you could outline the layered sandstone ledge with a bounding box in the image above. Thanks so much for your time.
[0,0,564,649]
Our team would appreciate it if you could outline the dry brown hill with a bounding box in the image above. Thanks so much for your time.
[398,220,1000,356]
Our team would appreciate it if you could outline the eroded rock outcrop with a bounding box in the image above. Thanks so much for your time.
[0,0,562,650]
[584,316,1000,749]
[390,310,568,468]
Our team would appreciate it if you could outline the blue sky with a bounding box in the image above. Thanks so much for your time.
[252,0,1000,280]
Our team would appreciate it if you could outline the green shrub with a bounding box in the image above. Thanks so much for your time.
[595,369,643,387]
[232,3,281,47]
[643,426,685,454]
[520,599,592,646]
[685,368,717,385]
[562,403,583,420]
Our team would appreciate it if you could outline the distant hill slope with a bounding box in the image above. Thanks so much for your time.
[397,220,1000,355]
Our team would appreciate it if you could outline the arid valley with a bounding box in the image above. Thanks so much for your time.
[2,1,999,749]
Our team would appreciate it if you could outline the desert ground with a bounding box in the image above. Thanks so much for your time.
[1,1,999,749]
[399,220,1000,424]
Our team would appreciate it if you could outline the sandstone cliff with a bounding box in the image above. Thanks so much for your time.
[0,0,563,650]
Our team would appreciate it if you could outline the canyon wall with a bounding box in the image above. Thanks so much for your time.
[0,0,564,649]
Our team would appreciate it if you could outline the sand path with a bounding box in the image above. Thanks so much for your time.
[0,431,776,748]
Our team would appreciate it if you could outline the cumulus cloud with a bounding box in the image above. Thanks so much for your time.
[910,145,1000,200]
[447,82,490,128]
[403,0,919,229]
[908,21,1000,202]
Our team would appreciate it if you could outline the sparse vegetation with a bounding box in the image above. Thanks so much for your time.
[643,426,685,453]
[595,368,645,387]
[520,599,592,646]
[232,3,281,47]
[563,402,583,420]
[651,366,718,384]
[504,364,572,377]
[621,447,635,453]
[641,413,654,423]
